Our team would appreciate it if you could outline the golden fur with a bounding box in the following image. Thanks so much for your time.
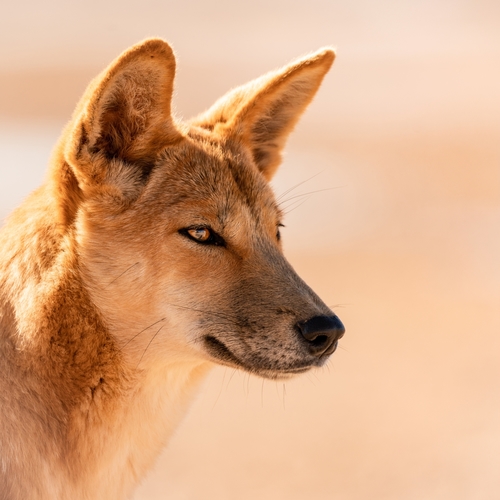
[0,39,341,499]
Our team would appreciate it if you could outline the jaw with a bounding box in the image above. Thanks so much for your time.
[202,335,326,381]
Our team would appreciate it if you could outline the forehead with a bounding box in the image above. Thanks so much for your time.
[153,136,280,222]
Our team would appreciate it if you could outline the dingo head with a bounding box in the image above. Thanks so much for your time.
[55,39,343,380]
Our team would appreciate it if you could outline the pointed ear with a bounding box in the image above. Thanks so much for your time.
[64,38,182,187]
[193,48,335,179]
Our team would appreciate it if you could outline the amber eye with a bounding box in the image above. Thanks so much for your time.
[179,226,226,247]
[277,223,285,241]
[188,227,211,242]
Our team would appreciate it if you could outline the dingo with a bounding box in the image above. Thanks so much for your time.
[0,39,344,499]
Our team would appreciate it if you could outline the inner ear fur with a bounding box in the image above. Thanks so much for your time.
[192,48,335,179]
[64,38,182,186]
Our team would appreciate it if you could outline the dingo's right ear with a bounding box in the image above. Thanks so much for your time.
[64,38,181,189]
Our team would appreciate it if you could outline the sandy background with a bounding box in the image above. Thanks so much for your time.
[1,1,499,499]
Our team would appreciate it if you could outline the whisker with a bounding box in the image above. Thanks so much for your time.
[166,302,239,323]
[279,193,313,212]
[136,325,164,370]
[306,371,318,386]
[275,171,324,202]
[282,196,314,215]
[104,262,140,289]
[245,372,251,399]
[226,368,237,390]
[122,301,239,349]
[279,186,343,206]
[212,369,227,412]
[121,317,167,350]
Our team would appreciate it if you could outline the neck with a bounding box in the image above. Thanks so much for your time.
[71,359,211,500]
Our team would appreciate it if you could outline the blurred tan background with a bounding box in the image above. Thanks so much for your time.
[1,1,499,499]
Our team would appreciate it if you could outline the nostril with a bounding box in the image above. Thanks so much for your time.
[296,315,345,357]
[310,334,330,349]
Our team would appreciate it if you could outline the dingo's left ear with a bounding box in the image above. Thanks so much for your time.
[64,38,181,187]
[193,48,335,179]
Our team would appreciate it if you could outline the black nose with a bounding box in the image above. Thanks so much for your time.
[296,315,345,357]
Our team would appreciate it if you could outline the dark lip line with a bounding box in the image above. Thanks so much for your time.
[202,335,317,377]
